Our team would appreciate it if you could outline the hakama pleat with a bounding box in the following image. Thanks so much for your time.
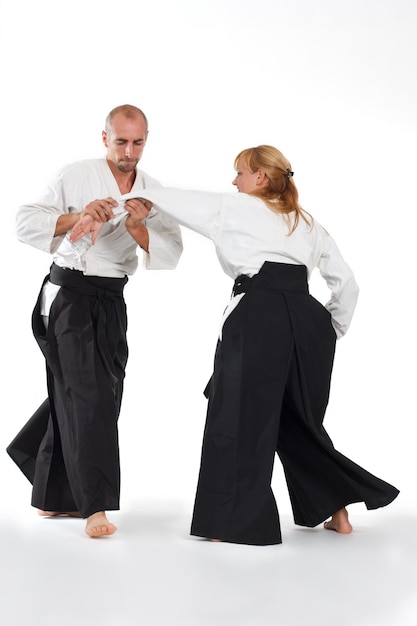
[191,262,399,545]
[7,264,128,518]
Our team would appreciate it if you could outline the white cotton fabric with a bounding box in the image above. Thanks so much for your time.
[16,159,183,277]
[121,188,359,338]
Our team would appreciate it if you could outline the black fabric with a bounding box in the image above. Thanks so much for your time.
[7,399,50,483]
[191,261,399,545]
[7,264,129,518]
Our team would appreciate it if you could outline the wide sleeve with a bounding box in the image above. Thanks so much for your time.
[15,173,71,254]
[143,210,183,269]
[121,187,223,240]
[317,233,359,338]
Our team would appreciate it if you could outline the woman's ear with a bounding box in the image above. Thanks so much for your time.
[256,170,267,186]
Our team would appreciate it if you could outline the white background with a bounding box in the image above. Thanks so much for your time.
[0,0,417,626]
[0,3,416,622]
[1,0,415,512]
[1,0,415,511]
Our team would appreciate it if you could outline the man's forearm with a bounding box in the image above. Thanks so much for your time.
[54,212,83,236]
[126,222,150,252]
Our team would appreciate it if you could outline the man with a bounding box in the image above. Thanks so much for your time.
[7,105,183,537]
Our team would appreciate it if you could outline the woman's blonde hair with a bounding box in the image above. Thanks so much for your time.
[234,145,311,234]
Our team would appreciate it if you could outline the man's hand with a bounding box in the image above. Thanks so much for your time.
[124,198,153,252]
[70,215,103,244]
[82,197,118,222]
[70,197,153,249]
[54,197,117,237]
[124,197,152,228]
[69,197,118,243]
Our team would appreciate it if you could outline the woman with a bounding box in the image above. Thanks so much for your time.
[71,145,399,545]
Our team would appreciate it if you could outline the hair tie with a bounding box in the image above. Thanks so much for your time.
[286,168,294,179]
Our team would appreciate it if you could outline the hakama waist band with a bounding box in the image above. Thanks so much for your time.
[49,263,128,298]
[233,262,309,296]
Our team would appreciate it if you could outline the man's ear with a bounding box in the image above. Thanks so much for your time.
[102,130,108,147]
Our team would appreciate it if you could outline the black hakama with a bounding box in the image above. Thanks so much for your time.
[7,263,128,518]
[190,262,399,545]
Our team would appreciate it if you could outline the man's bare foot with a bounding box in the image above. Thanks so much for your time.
[85,512,117,538]
[209,539,222,542]
[38,510,82,518]
[323,507,353,534]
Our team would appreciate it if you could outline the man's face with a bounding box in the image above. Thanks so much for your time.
[103,113,148,173]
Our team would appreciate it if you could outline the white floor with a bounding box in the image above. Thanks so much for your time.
[1,501,416,626]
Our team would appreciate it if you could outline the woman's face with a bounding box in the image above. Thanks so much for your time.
[232,161,261,193]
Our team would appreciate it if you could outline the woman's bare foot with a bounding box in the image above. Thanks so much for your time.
[323,507,353,534]
[85,512,117,538]
[38,510,82,518]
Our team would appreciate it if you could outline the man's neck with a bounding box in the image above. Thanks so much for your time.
[106,159,137,195]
